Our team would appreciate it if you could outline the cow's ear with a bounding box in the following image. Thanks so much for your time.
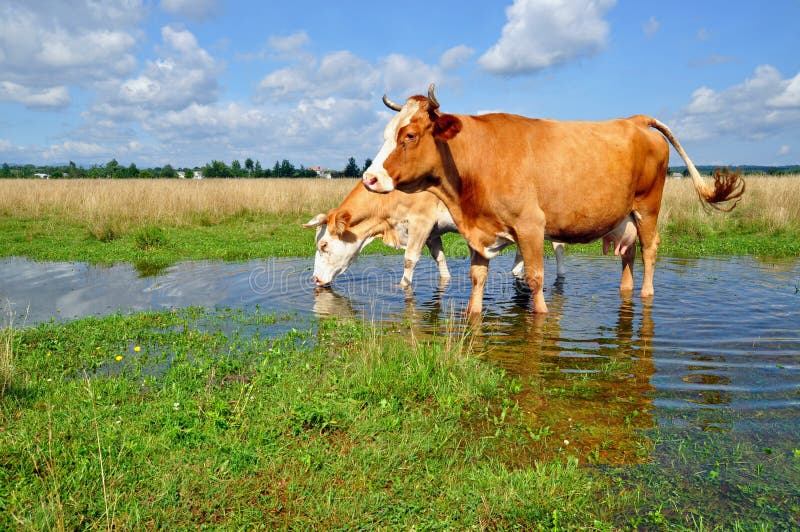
[330,210,351,236]
[303,212,328,228]
[433,114,462,141]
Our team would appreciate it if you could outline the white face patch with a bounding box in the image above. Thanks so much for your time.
[363,100,421,193]
[312,224,373,285]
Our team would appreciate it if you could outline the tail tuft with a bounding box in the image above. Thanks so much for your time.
[705,167,746,212]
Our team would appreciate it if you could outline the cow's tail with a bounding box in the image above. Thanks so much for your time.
[646,117,745,211]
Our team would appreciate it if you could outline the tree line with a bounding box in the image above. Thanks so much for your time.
[0,157,373,179]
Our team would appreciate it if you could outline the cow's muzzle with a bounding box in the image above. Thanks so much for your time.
[312,275,331,287]
[362,173,393,193]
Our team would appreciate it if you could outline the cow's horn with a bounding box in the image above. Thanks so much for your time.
[382,94,403,112]
[427,83,440,110]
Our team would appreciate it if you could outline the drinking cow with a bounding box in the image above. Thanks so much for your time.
[305,181,569,287]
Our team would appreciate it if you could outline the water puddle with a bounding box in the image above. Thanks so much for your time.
[3,254,799,465]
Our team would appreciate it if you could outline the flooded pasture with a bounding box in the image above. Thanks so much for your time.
[2,253,799,482]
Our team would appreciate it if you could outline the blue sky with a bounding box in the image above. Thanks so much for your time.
[1,0,799,169]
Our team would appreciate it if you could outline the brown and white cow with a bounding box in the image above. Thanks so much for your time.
[363,85,744,315]
[304,181,569,286]
[303,184,455,287]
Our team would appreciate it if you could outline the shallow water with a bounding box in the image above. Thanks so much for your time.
[3,254,799,456]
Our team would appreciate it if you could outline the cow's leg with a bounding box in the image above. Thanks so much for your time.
[466,248,489,315]
[399,251,421,287]
[552,241,566,278]
[636,215,660,297]
[517,214,549,314]
[400,223,431,287]
[619,240,636,292]
[426,235,451,280]
[511,249,525,278]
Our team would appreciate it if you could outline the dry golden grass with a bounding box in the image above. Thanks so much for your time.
[1,175,798,237]
[0,178,360,238]
[659,174,800,232]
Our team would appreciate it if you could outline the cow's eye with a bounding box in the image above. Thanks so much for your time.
[405,133,415,141]
[319,241,328,253]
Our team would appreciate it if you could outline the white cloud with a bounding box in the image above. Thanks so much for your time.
[37,31,136,69]
[159,0,219,20]
[696,28,710,41]
[94,25,221,115]
[643,16,659,37]
[136,96,381,168]
[440,45,475,71]
[0,81,70,109]
[43,141,108,161]
[269,32,311,55]
[672,65,800,141]
[258,67,315,99]
[768,72,800,108]
[381,54,444,96]
[478,0,615,75]
[257,51,379,102]
[685,87,721,114]
[778,145,791,155]
[0,0,142,99]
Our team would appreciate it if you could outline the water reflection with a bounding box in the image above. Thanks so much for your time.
[2,254,799,460]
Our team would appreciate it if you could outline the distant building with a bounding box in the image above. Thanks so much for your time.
[177,170,203,179]
[670,172,683,178]
[309,165,332,179]
[34,173,49,179]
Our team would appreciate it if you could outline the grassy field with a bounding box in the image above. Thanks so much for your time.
[1,177,798,528]
[2,308,796,529]
[0,176,798,266]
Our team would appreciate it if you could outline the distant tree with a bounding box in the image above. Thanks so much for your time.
[254,160,263,177]
[1,163,11,178]
[296,165,317,178]
[343,157,359,177]
[139,169,155,179]
[279,159,295,177]
[273,160,280,176]
[124,163,139,178]
[204,160,231,177]
[362,158,373,173]
[106,159,120,178]
[67,160,85,178]
[245,158,254,176]
[231,159,242,177]
[160,164,176,178]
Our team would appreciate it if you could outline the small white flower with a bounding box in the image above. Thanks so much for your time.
[173,402,180,410]
[563,439,570,446]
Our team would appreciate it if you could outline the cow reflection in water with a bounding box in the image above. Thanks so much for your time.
[311,269,656,464]
[312,278,452,343]
[473,290,657,465]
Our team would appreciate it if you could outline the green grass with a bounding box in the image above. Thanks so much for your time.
[1,212,798,272]
[1,309,613,529]
[2,308,796,529]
